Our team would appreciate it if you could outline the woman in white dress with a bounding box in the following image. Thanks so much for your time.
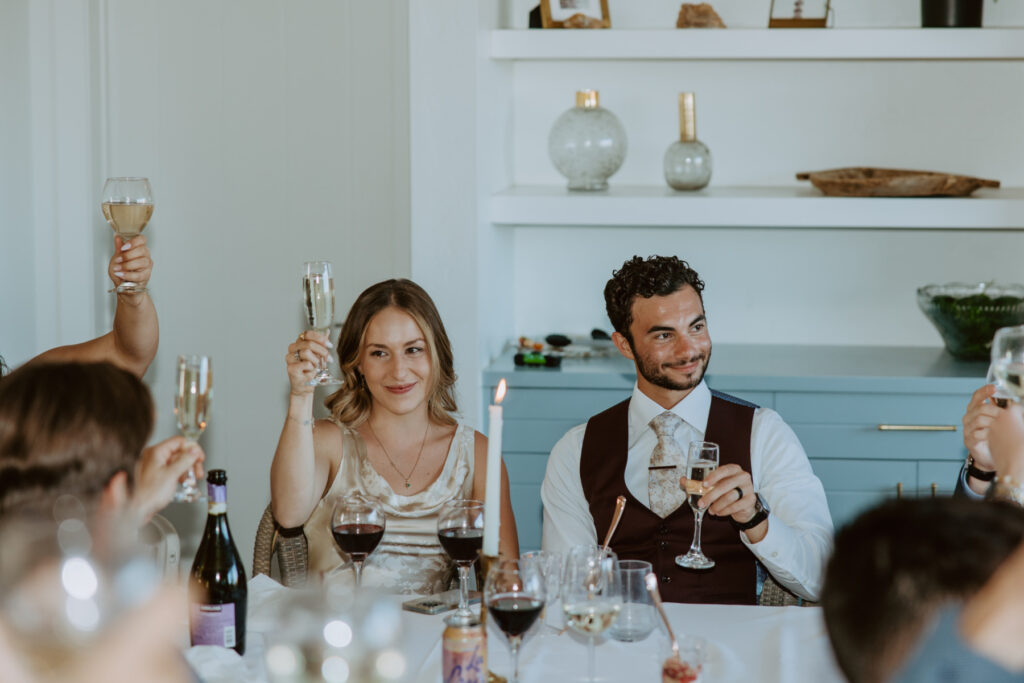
[271,279,519,594]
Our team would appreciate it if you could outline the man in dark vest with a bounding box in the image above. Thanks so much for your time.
[541,255,833,604]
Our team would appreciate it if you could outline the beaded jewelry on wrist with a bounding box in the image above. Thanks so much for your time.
[992,475,1024,507]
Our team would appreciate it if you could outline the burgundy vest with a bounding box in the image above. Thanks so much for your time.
[580,392,757,604]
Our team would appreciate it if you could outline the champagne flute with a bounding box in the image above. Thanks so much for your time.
[173,354,212,503]
[561,545,622,682]
[990,325,1024,404]
[302,260,342,386]
[437,499,485,617]
[676,441,719,570]
[331,496,386,588]
[484,557,545,683]
[101,177,153,294]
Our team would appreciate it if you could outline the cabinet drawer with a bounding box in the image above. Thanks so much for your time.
[504,419,578,454]
[776,392,966,425]
[918,460,965,497]
[510,483,543,553]
[810,458,916,493]
[501,388,630,421]
[504,452,549,485]
[795,424,964,462]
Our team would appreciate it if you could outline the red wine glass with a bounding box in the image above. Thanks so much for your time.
[484,557,545,683]
[330,496,386,588]
[437,499,485,617]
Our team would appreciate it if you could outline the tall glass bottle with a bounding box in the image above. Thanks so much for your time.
[189,469,247,655]
[664,92,712,191]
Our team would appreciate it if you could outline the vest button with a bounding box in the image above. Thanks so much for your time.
[659,541,669,551]
[658,525,669,535]
[661,575,672,584]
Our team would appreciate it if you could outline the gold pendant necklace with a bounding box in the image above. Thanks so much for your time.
[367,420,430,489]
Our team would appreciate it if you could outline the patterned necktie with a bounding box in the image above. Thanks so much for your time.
[648,411,686,518]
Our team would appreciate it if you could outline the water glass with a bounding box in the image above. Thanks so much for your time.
[520,550,564,631]
[608,559,656,642]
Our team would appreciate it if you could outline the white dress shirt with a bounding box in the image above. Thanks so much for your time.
[541,380,834,601]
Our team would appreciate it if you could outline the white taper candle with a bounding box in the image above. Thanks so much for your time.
[483,379,507,556]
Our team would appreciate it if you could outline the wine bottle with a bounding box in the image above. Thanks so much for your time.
[189,469,247,654]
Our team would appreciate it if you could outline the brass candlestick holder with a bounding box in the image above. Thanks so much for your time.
[479,552,507,683]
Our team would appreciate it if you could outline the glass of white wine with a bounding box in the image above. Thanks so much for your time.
[173,354,212,503]
[303,261,342,386]
[101,177,153,294]
[561,545,622,683]
[991,325,1024,404]
[676,441,719,570]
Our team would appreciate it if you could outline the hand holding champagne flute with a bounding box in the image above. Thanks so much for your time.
[101,177,153,294]
[302,261,342,386]
[173,355,212,503]
[991,325,1024,403]
[676,441,719,570]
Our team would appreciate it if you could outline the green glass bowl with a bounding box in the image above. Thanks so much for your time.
[917,282,1024,361]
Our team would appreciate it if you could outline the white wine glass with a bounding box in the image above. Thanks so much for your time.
[484,557,545,683]
[303,260,342,386]
[561,545,622,683]
[101,177,153,294]
[437,499,485,618]
[990,325,1024,404]
[173,354,212,503]
[676,441,719,570]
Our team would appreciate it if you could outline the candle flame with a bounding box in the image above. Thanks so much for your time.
[494,378,507,404]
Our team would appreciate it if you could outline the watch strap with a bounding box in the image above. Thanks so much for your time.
[732,508,769,531]
[967,456,996,482]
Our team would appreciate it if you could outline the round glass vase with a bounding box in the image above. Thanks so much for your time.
[548,90,627,192]
[664,92,711,191]
[663,140,712,191]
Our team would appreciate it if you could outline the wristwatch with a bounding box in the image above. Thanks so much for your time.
[966,455,996,482]
[732,493,770,531]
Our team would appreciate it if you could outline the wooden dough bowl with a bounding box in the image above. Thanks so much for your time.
[796,167,1000,197]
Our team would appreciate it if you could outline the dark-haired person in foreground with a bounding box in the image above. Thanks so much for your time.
[541,255,832,603]
[892,403,1024,682]
[22,236,158,378]
[821,497,1024,683]
[0,361,202,523]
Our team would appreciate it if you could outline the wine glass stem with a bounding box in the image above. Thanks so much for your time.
[353,560,363,587]
[457,564,471,613]
[690,509,706,556]
[509,635,523,683]
[587,635,596,682]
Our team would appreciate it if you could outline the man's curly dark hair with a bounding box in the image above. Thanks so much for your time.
[604,255,705,343]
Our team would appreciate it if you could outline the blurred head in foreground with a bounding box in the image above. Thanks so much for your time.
[821,496,1024,683]
[0,361,153,517]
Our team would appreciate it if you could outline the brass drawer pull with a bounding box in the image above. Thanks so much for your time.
[897,482,903,499]
[877,424,957,432]
[931,482,938,498]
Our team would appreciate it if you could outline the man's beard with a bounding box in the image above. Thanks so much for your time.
[633,344,711,393]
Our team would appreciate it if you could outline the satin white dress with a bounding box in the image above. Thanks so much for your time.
[304,422,475,595]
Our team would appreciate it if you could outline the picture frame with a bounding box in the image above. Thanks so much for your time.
[540,0,611,29]
[768,0,832,28]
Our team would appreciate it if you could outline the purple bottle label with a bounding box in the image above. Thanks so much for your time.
[190,602,237,648]
[207,483,226,504]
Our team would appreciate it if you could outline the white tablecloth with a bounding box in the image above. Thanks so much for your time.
[187,576,844,683]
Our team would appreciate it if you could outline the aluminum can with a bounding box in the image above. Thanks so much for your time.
[442,612,485,683]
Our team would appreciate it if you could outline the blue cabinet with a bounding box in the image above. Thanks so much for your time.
[484,345,986,551]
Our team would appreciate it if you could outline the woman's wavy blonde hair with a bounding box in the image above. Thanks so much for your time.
[326,279,457,427]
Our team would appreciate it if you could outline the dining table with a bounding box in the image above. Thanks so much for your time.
[185,574,845,682]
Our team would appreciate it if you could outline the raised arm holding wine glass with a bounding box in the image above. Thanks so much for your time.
[271,277,518,595]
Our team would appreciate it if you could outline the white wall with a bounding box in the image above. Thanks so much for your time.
[7,0,411,570]
[0,0,34,369]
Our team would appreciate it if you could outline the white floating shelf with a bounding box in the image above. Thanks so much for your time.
[490,29,1024,61]
[490,185,1024,229]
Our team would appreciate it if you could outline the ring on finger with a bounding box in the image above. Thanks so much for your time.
[734,486,743,502]
[294,351,301,362]
[300,332,306,341]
